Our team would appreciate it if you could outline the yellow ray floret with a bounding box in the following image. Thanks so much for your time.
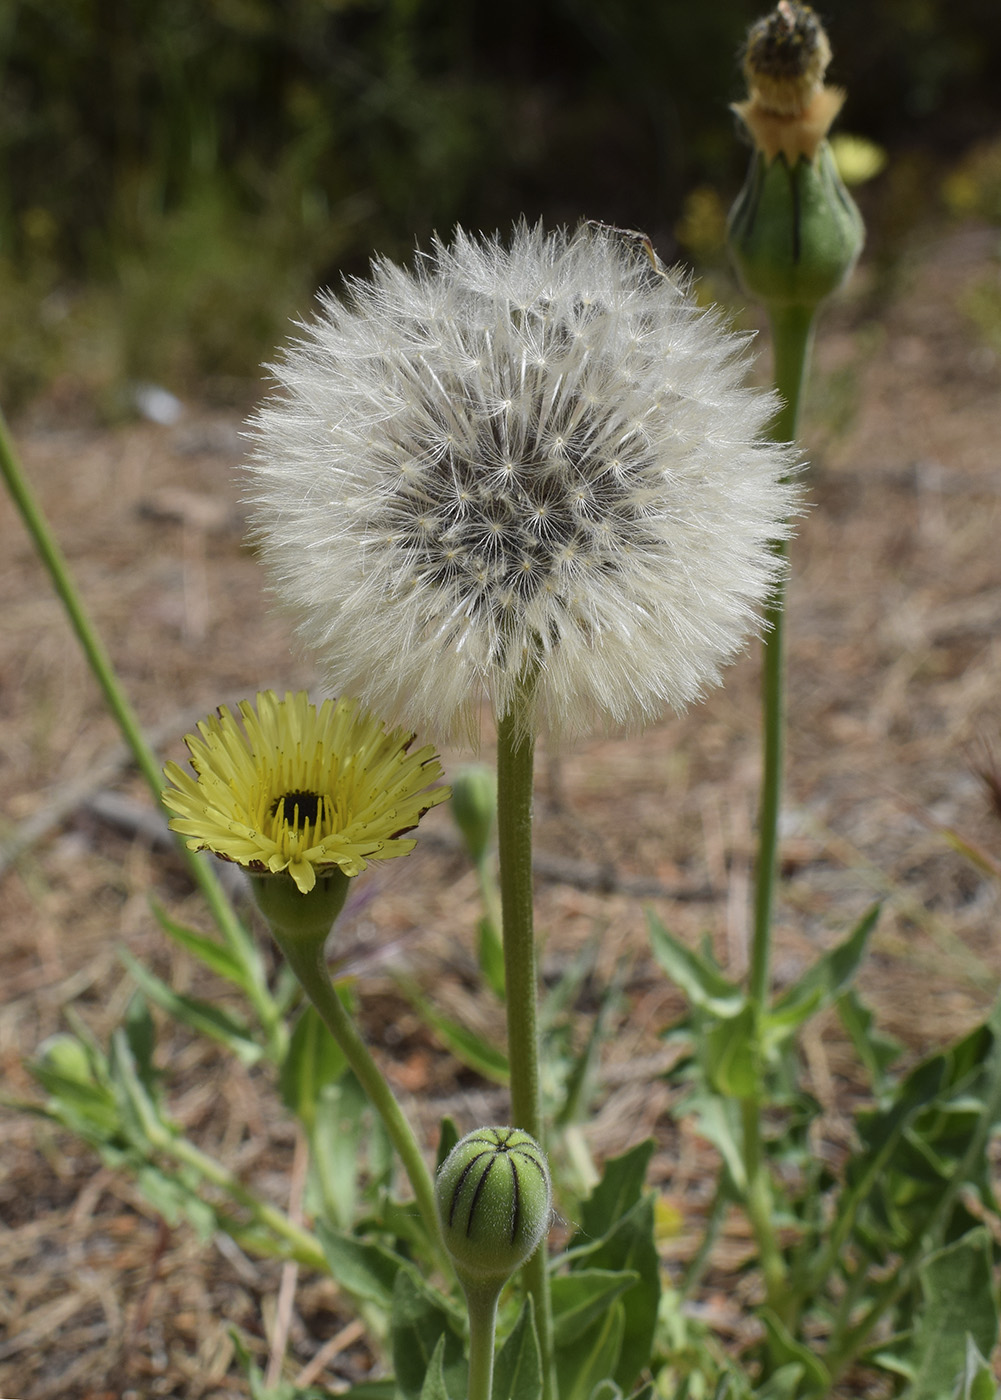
[162,691,448,894]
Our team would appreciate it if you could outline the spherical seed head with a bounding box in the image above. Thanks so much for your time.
[435,1126,552,1283]
[249,222,798,744]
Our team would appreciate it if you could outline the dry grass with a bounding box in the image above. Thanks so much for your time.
[2,218,1001,1398]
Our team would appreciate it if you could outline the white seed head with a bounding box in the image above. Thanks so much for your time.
[248,221,798,743]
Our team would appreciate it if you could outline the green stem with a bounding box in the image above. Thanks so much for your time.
[0,406,279,1047]
[165,1133,327,1271]
[495,687,555,1400]
[740,1098,787,1309]
[742,303,815,1317]
[464,1279,502,1400]
[748,302,815,1009]
[273,929,449,1278]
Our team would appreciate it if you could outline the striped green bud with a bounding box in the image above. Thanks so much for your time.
[727,142,864,311]
[435,1127,552,1283]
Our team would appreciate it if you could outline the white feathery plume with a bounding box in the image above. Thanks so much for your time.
[248,221,799,743]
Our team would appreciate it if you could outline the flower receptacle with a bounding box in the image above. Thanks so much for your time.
[250,867,350,947]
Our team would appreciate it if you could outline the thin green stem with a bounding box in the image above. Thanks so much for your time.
[495,686,555,1400]
[464,1279,502,1400]
[748,302,816,1009]
[165,1133,328,1271]
[0,406,279,1046]
[742,303,816,1318]
[740,1098,787,1309]
[273,931,450,1279]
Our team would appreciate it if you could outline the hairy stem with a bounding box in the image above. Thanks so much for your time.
[273,931,450,1278]
[464,1279,502,1400]
[496,687,555,1400]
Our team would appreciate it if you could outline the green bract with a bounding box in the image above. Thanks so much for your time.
[435,1127,552,1283]
[727,142,864,310]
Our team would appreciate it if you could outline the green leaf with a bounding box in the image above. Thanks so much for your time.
[578,1140,655,1242]
[151,900,252,991]
[904,1228,999,1400]
[647,913,745,1017]
[589,1384,624,1400]
[838,988,902,1088]
[555,1299,626,1400]
[119,948,263,1065]
[124,993,157,1085]
[477,914,507,1001]
[436,1117,459,1170]
[391,1268,467,1400]
[760,1308,831,1393]
[572,1197,660,1391]
[420,1335,451,1400]
[551,1269,640,1346]
[703,1002,758,1098]
[28,1034,120,1138]
[493,1297,542,1400]
[309,1074,394,1228]
[768,904,880,1039]
[395,977,508,1083]
[316,1222,410,1312]
[279,1002,347,1130]
[957,1337,1000,1400]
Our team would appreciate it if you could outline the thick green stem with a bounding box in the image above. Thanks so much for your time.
[273,929,449,1278]
[495,689,555,1400]
[0,406,279,1046]
[464,1279,502,1400]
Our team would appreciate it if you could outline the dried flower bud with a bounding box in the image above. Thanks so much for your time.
[733,2,844,164]
[435,1127,552,1283]
[728,2,864,311]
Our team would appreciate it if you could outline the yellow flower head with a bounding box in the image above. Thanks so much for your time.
[162,691,448,895]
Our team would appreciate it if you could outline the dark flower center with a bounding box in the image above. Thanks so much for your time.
[271,790,325,828]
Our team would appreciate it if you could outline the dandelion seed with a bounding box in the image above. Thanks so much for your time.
[249,222,798,743]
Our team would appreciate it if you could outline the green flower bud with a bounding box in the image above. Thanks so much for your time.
[450,764,497,866]
[435,1127,552,1283]
[727,142,864,310]
[728,4,864,313]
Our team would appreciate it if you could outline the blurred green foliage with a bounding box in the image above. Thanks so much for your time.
[0,0,998,405]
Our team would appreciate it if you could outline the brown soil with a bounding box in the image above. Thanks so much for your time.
[1,218,1000,1399]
